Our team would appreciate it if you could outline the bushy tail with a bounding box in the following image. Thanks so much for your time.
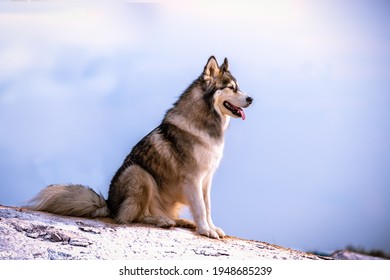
[26,184,109,218]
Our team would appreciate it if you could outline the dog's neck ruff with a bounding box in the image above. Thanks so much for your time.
[164,113,226,146]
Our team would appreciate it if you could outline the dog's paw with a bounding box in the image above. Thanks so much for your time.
[197,228,220,239]
[157,219,176,228]
[174,218,197,229]
[139,215,176,228]
[213,226,226,238]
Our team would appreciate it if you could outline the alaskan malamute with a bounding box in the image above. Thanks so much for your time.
[27,56,253,239]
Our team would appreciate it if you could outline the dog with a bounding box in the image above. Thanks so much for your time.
[26,56,253,239]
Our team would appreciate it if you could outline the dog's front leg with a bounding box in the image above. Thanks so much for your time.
[184,180,219,239]
[203,175,225,238]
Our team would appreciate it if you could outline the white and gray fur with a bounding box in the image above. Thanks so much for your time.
[26,56,253,239]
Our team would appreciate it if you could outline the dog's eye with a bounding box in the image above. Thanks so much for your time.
[227,85,235,90]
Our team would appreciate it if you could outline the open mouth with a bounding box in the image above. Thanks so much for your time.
[223,101,245,120]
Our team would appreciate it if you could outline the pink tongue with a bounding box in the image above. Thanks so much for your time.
[239,108,246,120]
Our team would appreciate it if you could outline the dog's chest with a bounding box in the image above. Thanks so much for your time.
[194,140,224,171]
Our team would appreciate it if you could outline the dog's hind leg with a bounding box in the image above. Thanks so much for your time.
[118,194,177,228]
[113,165,157,224]
[138,199,183,228]
[115,196,144,224]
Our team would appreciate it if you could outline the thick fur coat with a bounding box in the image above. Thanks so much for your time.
[27,56,253,239]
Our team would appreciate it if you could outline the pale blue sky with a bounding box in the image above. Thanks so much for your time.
[0,0,389,254]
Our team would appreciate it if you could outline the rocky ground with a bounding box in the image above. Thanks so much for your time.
[0,205,380,260]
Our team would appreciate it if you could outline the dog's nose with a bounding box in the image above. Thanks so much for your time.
[246,96,253,104]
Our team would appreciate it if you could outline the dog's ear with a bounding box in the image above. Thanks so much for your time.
[203,56,220,79]
[220,58,229,72]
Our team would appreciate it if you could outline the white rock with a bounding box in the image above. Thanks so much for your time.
[0,205,325,260]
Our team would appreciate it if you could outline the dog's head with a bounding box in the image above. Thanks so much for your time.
[202,56,253,120]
